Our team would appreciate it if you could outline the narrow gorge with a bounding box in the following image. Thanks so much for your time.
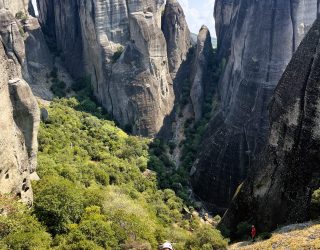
[1,0,320,248]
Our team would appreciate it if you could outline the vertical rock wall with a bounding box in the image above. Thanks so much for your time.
[220,17,320,234]
[191,0,318,210]
[37,0,175,137]
[0,5,40,204]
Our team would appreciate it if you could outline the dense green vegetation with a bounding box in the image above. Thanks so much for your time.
[180,48,222,174]
[0,98,227,249]
[111,46,124,63]
[0,195,52,249]
[147,139,191,202]
[311,188,320,219]
[50,67,67,98]
[150,48,223,204]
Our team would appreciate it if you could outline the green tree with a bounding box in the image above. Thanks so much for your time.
[185,224,227,250]
[0,195,52,249]
[33,176,85,234]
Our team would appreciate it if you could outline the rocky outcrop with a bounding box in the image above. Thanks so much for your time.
[37,0,174,137]
[220,17,320,235]
[24,16,54,99]
[190,26,213,121]
[0,0,28,16]
[191,0,318,210]
[0,6,40,204]
[162,0,191,79]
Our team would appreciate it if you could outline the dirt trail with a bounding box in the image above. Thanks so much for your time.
[228,222,320,250]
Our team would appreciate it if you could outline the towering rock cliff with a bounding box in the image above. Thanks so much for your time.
[220,17,320,234]
[191,0,319,210]
[37,0,175,137]
[190,26,214,121]
[24,15,54,99]
[162,0,191,80]
[0,4,40,204]
[214,0,237,61]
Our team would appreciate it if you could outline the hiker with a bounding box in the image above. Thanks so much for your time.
[251,225,256,241]
[162,242,173,250]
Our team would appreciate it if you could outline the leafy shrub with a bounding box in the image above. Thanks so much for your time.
[15,11,27,21]
[259,232,272,240]
[0,195,52,249]
[218,224,230,238]
[236,221,251,240]
[56,206,118,249]
[185,224,227,249]
[111,46,124,63]
[33,176,85,234]
[19,27,25,37]
[51,79,66,97]
[72,76,91,92]
[311,188,320,219]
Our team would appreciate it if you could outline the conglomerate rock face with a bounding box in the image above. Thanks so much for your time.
[0,5,40,204]
[220,17,320,235]
[191,0,319,210]
[37,0,176,137]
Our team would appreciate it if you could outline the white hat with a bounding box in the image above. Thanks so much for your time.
[162,242,173,250]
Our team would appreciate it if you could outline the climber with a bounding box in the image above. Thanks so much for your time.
[162,242,173,250]
[251,225,256,241]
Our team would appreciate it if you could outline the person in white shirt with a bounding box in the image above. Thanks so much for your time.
[162,242,173,250]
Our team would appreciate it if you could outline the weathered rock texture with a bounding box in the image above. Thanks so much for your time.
[0,0,28,16]
[162,0,191,79]
[37,0,175,137]
[220,17,320,235]
[24,16,54,100]
[214,0,237,61]
[190,26,213,121]
[191,0,318,210]
[0,6,40,204]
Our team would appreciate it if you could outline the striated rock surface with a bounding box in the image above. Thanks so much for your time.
[24,16,54,99]
[220,17,320,234]
[37,0,174,137]
[37,0,84,76]
[191,0,318,210]
[0,6,40,204]
[214,0,238,61]
[190,26,213,121]
[162,0,191,79]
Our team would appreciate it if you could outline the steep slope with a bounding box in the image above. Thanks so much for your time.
[0,5,40,204]
[191,0,319,210]
[228,222,320,250]
[220,17,320,235]
[37,0,174,137]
